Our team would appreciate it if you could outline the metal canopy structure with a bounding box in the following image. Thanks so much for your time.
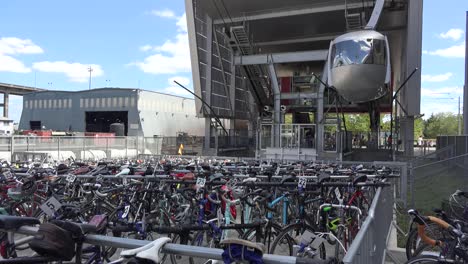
[185,0,422,158]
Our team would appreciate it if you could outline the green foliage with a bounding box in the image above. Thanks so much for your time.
[414,118,424,139]
[345,114,371,132]
[424,112,459,138]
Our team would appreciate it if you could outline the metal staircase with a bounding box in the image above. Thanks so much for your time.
[230,22,270,105]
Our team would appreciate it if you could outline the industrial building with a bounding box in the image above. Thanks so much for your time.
[19,88,205,137]
[185,0,422,160]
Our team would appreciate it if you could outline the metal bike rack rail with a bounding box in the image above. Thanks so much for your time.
[8,226,317,264]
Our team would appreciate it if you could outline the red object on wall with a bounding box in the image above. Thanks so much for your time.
[84,132,115,146]
[21,130,52,137]
[280,77,292,107]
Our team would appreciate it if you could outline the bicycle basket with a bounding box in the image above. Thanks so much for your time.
[442,199,467,221]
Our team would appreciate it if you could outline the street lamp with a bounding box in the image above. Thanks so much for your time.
[105,79,111,87]
[88,67,93,90]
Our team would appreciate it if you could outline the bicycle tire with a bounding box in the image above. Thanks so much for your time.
[241,221,284,253]
[405,254,440,263]
[270,223,327,259]
[405,223,445,260]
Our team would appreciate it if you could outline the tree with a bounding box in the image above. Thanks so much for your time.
[424,112,458,138]
[345,114,371,132]
[414,118,424,139]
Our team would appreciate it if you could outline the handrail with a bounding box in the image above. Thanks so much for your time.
[9,225,312,264]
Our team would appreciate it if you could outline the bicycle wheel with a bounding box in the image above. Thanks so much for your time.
[405,223,445,259]
[405,254,440,263]
[241,221,284,253]
[270,223,327,259]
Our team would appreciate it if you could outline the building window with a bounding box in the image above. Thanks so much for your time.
[52,99,56,108]
[130,97,135,107]
[24,101,28,109]
[80,99,83,108]
[63,99,67,108]
[68,99,72,108]
[124,97,129,107]
[84,98,89,108]
[118,97,123,107]
[107,98,112,108]
[90,98,94,108]
[58,99,62,108]
[113,97,117,107]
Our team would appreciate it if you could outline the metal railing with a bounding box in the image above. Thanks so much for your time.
[343,186,394,263]
[0,135,260,161]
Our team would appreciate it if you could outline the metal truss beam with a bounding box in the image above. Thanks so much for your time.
[281,92,318,100]
[233,34,339,47]
[234,50,328,65]
[213,2,375,24]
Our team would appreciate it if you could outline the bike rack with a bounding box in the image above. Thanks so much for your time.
[9,226,305,264]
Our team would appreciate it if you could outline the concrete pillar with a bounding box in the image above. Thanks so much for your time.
[268,62,281,148]
[204,118,211,150]
[3,92,8,118]
[317,61,329,156]
[400,116,414,157]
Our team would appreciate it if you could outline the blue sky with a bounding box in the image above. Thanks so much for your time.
[0,0,467,122]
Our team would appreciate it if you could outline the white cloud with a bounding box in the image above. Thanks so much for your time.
[163,76,193,97]
[32,61,104,83]
[0,37,44,73]
[139,45,152,52]
[176,13,187,33]
[151,9,176,19]
[0,37,43,55]
[0,54,31,73]
[427,42,465,58]
[132,13,191,75]
[439,29,464,41]
[421,72,453,82]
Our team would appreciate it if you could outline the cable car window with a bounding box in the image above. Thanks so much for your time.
[331,39,386,68]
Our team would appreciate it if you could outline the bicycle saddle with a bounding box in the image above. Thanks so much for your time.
[120,237,171,263]
[281,176,296,184]
[353,175,368,185]
[0,215,40,229]
[220,238,266,255]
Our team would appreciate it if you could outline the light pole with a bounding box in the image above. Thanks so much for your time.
[459,96,462,135]
[88,67,93,90]
[105,79,111,87]
[47,82,53,88]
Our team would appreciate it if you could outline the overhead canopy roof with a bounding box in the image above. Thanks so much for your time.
[187,0,418,117]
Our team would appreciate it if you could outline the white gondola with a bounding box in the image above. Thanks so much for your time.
[327,30,391,103]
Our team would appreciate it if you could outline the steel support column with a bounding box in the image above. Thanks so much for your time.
[399,0,422,157]
[317,61,329,156]
[203,15,213,151]
[3,92,8,118]
[268,62,281,148]
[464,11,468,134]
